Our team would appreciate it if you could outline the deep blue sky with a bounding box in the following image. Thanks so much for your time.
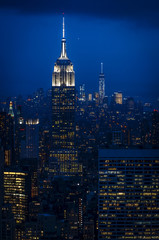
[0,0,159,99]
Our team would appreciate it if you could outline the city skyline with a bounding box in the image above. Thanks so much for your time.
[0,4,159,238]
[0,1,159,99]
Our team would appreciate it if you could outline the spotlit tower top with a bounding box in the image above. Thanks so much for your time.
[52,16,75,87]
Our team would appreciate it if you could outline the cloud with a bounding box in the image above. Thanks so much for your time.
[1,0,159,27]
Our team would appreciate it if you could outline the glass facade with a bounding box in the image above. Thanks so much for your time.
[4,171,29,224]
[98,149,159,239]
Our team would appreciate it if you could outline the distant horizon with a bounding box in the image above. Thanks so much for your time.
[0,86,158,106]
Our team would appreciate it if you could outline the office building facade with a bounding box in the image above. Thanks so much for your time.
[98,149,159,239]
[4,171,29,225]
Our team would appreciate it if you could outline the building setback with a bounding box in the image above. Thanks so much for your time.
[51,17,79,175]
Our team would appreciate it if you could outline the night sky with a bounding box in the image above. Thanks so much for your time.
[0,0,159,100]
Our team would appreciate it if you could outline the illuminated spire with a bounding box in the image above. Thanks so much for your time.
[63,16,65,38]
[101,62,103,74]
[59,16,68,59]
[99,63,105,103]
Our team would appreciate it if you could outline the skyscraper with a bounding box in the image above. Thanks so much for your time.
[99,63,105,104]
[8,101,14,118]
[51,17,79,175]
[79,84,86,102]
[4,170,30,225]
[0,111,14,166]
[98,149,159,239]
[25,119,39,159]
[0,141,4,240]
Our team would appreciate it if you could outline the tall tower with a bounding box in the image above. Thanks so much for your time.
[51,17,79,175]
[99,63,105,104]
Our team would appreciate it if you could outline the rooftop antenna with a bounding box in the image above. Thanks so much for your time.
[62,13,65,38]
[101,62,103,74]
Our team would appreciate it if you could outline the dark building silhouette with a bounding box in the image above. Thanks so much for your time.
[0,141,4,240]
[2,205,15,240]
[152,110,159,147]
[0,111,14,166]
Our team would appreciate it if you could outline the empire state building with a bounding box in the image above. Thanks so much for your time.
[51,17,79,175]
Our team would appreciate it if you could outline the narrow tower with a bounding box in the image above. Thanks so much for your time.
[51,17,79,175]
[99,63,105,104]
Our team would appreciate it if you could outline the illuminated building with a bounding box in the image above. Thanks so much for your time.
[94,92,99,106]
[79,84,86,102]
[103,96,108,108]
[114,92,123,105]
[4,171,29,225]
[99,63,105,104]
[25,119,39,159]
[79,198,83,229]
[51,17,79,175]
[98,149,159,239]
[8,101,14,118]
[88,94,92,102]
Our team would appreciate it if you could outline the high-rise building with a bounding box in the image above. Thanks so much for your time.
[88,94,92,102]
[83,220,95,240]
[114,92,123,105]
[8,101,14,118]
[152,110,159,147]
[0,111,14,166]
[4,170,30,225]
[99,63,105,104]
[51,17,79,175]
[14,105,25,165]
[79,84,86,102]
[98,149,159,239]
[25,119,39,159]
[2,205,15,240]
[0,141,4,240]
[126,97,135,112]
